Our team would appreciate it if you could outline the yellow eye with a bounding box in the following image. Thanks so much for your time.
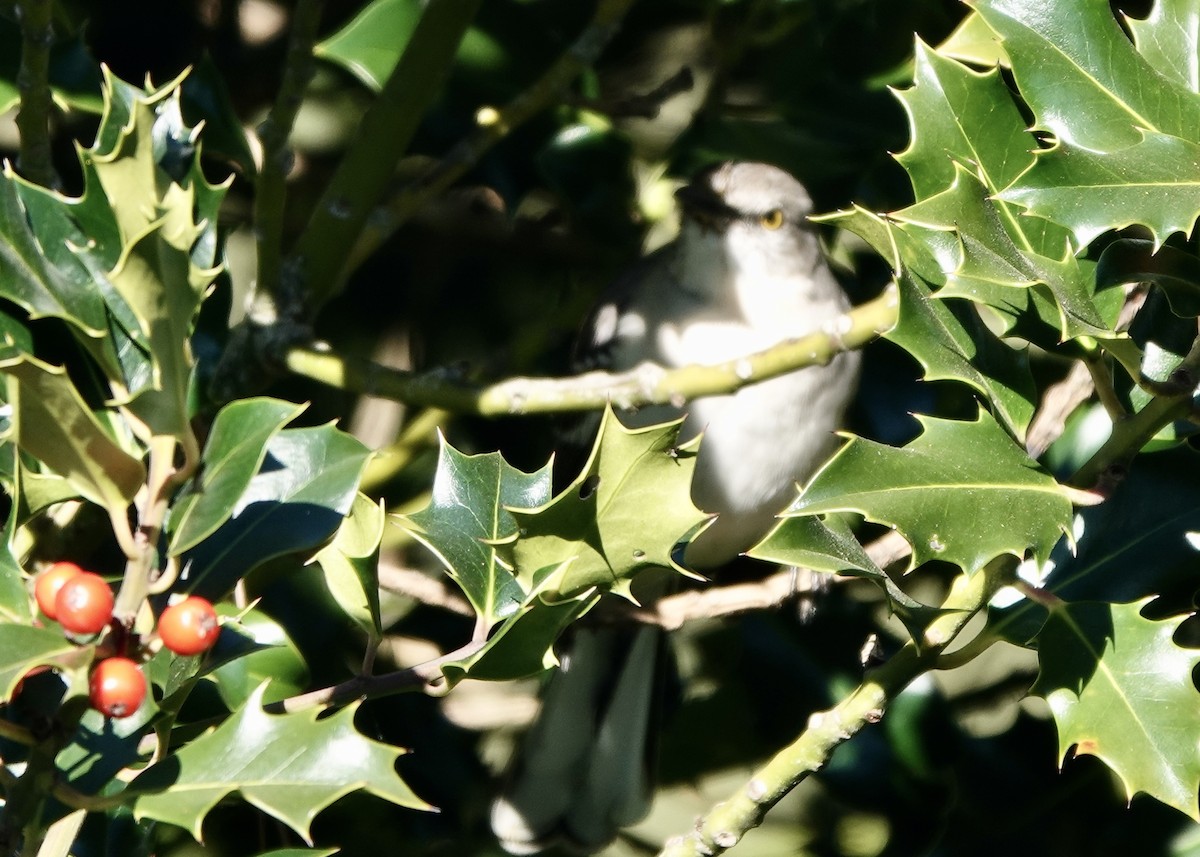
[759,209,785,230]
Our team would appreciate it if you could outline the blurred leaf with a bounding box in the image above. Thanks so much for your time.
[0,624,93,701]
[787,409,1072,573]
[129,684,430,842]
[886,272,1036,441]
[895,41,1032,201]
[314,492,385,641]
[399,436,551,627]
[1034,600,1200,820]
[973,0,1200,151]
[252,850,339,857]
[181,54,257,175]
[0,355,145,515]
[181,425,371,600]
[170,398,306,556]
[208,606,309,709]
[1096,239,1200,318]
[510,409,708,602]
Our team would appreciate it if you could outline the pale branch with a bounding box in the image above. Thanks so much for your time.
[1025,360,1094,459]
[14,0,57,188]
[378,561,473,618]
[291,0,483,315]
[342,0,641,278]
[657,557,1015,857]
[255,0,325,304]
[285,284,897,415]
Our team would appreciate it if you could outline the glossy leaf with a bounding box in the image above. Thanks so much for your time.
[1001,133,1200,249]
[1034,600,1200,820]
[129,685,430,842]
[169,398,306,556]
[0,624,94,701]
[510,408,708,602]
[399,436,551,626]
[207,606,310,709]
[1125,0,1200,91]
[886,272,1036,441]
[0,355,145,515]
[973,0,1200,151]
[787,409,1073,573]
[314,492,385,641]
[180,425,371,600]
[1095,238,1200,318]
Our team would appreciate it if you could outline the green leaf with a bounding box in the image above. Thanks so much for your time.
[1033,600,1200,820]
[894,41,1034,200]
[935,10,1009,68]
[0,624,94,701]
[885,272,1036,441]
[1125,0,1200,91]
[1000,133,1200,248]
[0,354,145,514]
[0,23,103,115]
[973,0,1200,151]
[314,492,385,641]
[510,408,709,602]
[399,436,551,626]
[787,409,1073,572]
[253,850,339,857]
[0,447,31,624]
[129,684,430,842]
[893,165,1109,337]
[1095,239,1200,317]
[169,398,306,556]
[207,606,310,709]
[181,425,371,600]
[749,514,882,578]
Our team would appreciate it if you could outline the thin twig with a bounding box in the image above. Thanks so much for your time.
[286,285,897,415]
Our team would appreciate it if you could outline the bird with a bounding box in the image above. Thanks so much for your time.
[491,161,861,854]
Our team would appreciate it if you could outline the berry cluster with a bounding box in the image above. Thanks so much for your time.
[29,561,221,718]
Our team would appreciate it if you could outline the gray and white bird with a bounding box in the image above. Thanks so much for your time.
[492,161,861,854]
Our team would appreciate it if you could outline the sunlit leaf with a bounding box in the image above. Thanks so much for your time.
[314,492,385,641]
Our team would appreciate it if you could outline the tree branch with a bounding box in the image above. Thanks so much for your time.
[285,284,897,415]
[14,0,57,188]
[657,557,1015,857]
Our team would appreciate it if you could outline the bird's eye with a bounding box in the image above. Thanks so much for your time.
[759,209,785,230]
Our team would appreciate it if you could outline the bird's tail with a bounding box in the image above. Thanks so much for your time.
[491,623,662,854]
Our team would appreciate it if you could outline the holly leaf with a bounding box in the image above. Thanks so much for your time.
[1033,600,1200,820]
[1000,132,1200,249]
[894,40,1034,201]
[787,409,1073,573]
[314,492,385,641]
[169,398,306,556]
[1095,239,1200,318]
[886,272,1036,441]
[128,684,430,842]
[1124,0,1200,91]
[510,408,709,602]
[180,425,371,600]
[972,0,1200,152]
[0,354,145,516]
[0,624,94,701]
[398,436,552,627]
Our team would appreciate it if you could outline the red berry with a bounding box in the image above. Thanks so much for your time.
[158,596,220,656]
[55,572,114,635]
[89,657,146,718]
[34,562,83,620]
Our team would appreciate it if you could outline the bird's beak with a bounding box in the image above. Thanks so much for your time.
[675,182,738,231]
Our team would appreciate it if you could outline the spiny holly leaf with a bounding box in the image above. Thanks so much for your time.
[314,492,385,641]
[398,436,552,626]
[441,594,598,684]
[893,166,1110,337]
[1000,132,1200,249]
[128,684,430,842]
[936,10,1009,68]
[207,605,310,709]
[169,398,306,556]
[0,624,94,701]
[788,409,1073,573]
[972,0,1200,151]
[886,272,1035,441]
[1125,0,1200,91]
[181,425,371,600]
[1033,600,1200,820]
[894,40,1035,201]
[0,354,145,515]
[510,408,708,602]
